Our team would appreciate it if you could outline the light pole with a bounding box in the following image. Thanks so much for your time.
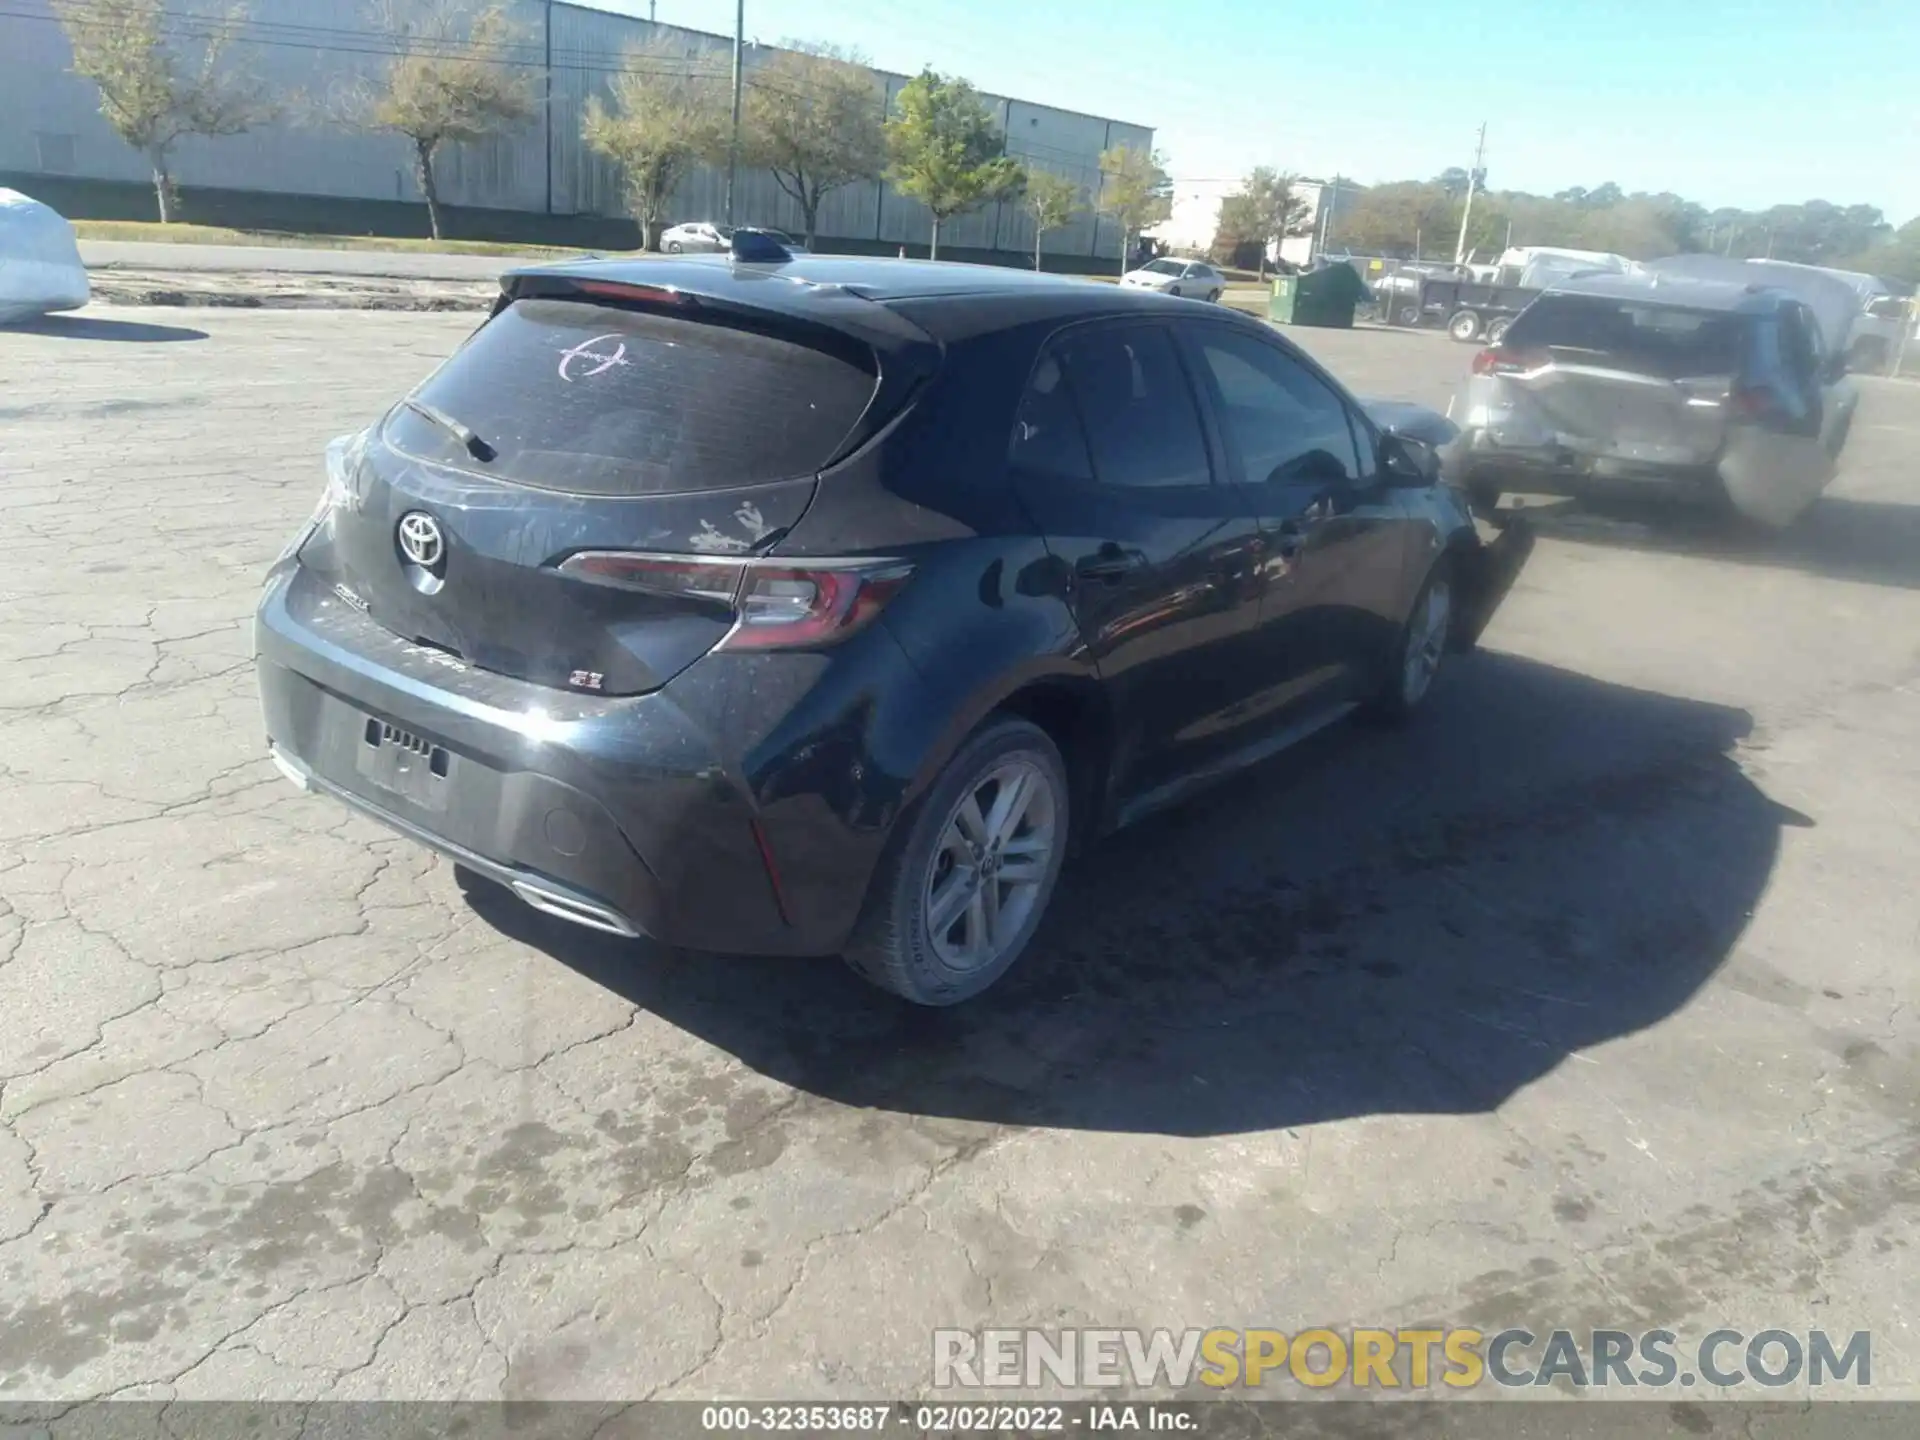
[724,0,743,224]
[1453,121,1486,265]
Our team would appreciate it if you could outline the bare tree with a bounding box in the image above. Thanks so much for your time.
[53,0,276,223]
[736,42,885,251]
[582,40,730,251]
[1023,170,1082,271]
[349,0,536,241]
[1097,145,1173,275]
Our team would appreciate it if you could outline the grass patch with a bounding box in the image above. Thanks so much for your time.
[72,220,598,258]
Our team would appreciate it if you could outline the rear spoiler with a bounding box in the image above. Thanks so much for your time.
[497,261,941,355]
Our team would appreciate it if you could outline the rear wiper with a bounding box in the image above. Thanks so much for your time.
[401,397,496,463]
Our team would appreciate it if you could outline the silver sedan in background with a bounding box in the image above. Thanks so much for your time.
[658,222,809,254]
[1120,257,1225,301]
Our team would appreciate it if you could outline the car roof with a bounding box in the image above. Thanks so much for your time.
[519,252,1109,298]
[1544,270,1784,313]
[502,252,1197,342]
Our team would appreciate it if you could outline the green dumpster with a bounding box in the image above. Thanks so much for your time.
[1267,263,1371,328]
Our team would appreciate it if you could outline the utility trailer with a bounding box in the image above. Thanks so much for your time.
[1411,272,1542,342]
[1397,248,1641,342]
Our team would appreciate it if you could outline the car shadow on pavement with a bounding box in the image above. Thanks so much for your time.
[5,313,210,343]
[461,650,1804,1138]
[1503,494,1920,590]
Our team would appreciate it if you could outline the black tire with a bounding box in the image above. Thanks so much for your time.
[843,717,1070,1006]
[665,240,683,253]
[1395,304,1422,327]
[1486,317,1512,344]
[1208,289,1223,304]
[1365,558,1454,725]
[1447,309,1482,343]
[1466,479,1502,515]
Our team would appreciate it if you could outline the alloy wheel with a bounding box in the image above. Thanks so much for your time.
[1402,579,1452,706]
[923,758,1058,973]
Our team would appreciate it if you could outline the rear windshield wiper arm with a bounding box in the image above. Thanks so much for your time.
[401,397,496,463]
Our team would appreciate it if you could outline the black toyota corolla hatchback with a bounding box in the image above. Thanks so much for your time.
[256,241,1528,1004]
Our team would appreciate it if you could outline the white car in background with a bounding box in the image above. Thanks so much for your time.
[1120,257,1225,301]
[659,222,809,255]
[0,188,89,324]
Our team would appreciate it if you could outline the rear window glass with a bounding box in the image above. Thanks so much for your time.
[385,297,877,495]
[1142,259,1185,276]
[1505,296,1743,377]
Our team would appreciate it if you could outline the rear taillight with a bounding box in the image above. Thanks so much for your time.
[556,552,913,652]
[282,430,365,565]
[1472,347,1547,376]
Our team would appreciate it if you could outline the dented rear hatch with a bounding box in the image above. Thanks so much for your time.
[295,281,933,696]
[1472,293,1745,469]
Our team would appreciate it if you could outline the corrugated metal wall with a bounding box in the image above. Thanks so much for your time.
[1,0,1151,259]
[0,0,552,210]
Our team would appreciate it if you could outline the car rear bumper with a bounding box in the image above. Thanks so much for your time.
[254,565,859,955]
[1447,432,1724,503]
[266,743,644,937]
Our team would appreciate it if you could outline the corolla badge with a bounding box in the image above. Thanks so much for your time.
[396,511,445,568]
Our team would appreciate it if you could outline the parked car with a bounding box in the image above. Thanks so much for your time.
[1120,257,1226,301]
[0,187,89,324]
[255,244,1529,1005]
[659,222,730,253]
[660,222,808,255]
[1444,271,1858,529]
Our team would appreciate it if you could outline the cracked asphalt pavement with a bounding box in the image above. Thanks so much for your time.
[1,308,1917,1405]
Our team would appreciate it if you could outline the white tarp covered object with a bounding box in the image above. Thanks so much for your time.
[0,188,91,324]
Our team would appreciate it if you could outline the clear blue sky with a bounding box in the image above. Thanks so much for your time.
[587,0,1920,227]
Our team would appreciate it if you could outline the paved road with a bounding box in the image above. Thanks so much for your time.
[1,309,1917,1405]
[78,240,579,282]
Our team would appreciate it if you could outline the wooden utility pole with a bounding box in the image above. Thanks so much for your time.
[1453,121,1486,265]
[724,0,744,223]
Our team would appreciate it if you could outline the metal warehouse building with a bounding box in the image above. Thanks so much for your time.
[0,0,1153,262]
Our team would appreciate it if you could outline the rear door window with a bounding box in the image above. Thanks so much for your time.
[1008,351,1096,484]
[1504,295,1744,378]
[1051,325,1214,489]
[385,297,878,495]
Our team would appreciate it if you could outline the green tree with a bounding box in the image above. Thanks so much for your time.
[1239,167,1310,276]
[739,41,886,249]
[1328,181,1459,259]
[52,0,275,223]
[583,39,730,250]
[883,69,1025,259]
[1022,169,1082,270]
[356,0,536,240]
[1840,216,1920,283]
[1096,144,1172,274]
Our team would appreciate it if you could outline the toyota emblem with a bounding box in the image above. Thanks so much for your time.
[396,511,444,569]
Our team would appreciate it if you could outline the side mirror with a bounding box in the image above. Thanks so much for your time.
[1379,432,1440,487]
